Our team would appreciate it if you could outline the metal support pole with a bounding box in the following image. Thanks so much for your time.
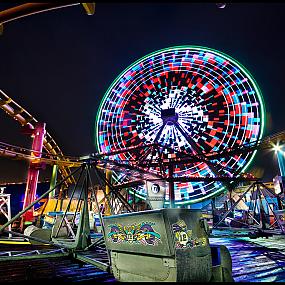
[86,165,111,264]
[84,236,105,251]
[49,164,58,199]
[74,169,91,250]
[93,168,114,215]
[70,176,86,228]
[257,185,267,230]
[105,170,112,216]
[168,164,175,208]
[7,194,11,238]
[22,122,46,225]
[94,166,134,213]
[54,165,85,238]
[133,188,136,211]
[261,186,285,233]
[0,194,12,238]
[244,185,260,226]
[213,182,256,228]
[229,187,233,208]
[0,166,81,233]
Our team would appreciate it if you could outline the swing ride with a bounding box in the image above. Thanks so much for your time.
[0,2,284,283]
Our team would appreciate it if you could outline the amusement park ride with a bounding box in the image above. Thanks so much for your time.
[0,2,285,283]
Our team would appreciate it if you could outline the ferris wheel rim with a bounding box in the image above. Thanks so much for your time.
[95,45,266,203]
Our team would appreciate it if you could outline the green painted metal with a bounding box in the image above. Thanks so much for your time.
[74,182,91,250]
[210,245,234,282]
[52,189,91,250]
[0,166,81,233]
[49,164,58,198]
[52,167,91,251]
[0,252,69,262]
[74,253,110,272]
[103,208,232,282]
[4,229,56,247]
[54,166,85,238]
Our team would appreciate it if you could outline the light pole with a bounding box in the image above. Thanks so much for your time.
[273,143,285,177]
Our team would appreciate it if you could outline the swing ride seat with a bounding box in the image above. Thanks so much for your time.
[103,208,233,282]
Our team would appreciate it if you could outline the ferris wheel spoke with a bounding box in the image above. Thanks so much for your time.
[153,121,167,143]
[174,121,203,156]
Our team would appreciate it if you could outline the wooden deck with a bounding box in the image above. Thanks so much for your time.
[1,234,285,282]
[210,235,285,282]
[0,243,116,283]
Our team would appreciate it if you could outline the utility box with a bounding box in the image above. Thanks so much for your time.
[103,208,232,282]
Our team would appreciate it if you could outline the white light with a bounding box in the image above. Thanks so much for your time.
[273,144,281,152]
[272,143,285,153]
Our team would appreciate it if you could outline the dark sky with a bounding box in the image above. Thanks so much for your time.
[0,2,284,183]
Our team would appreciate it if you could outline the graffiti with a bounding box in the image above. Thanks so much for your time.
[107,221,161,246]
[172,219,207,249]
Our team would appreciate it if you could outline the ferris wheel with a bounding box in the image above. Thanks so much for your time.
[95,46,265,205]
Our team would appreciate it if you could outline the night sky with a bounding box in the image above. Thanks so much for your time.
[0,2,284,184]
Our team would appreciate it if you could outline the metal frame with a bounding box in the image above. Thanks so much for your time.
[0,189,11,237]
[213,181,285,234]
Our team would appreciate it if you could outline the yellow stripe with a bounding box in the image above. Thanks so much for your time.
[0,241,31,244]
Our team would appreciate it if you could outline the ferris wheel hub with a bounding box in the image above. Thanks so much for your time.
[161,108,178,125]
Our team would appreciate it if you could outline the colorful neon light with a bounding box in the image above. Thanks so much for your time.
[95,46,265,204]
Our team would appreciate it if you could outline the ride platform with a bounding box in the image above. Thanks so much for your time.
[210,233,285,282]
[0,234,285,282]
[0,241,115,283]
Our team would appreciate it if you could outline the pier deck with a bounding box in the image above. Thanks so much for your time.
[1,234,285,282]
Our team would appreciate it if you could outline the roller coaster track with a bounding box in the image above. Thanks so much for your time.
[0,140,82,168]
[0,3,96,186]
[0,89,77,186]
[0,3,95,34]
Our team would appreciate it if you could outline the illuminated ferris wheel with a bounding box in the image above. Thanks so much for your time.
[95,46,265,205]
